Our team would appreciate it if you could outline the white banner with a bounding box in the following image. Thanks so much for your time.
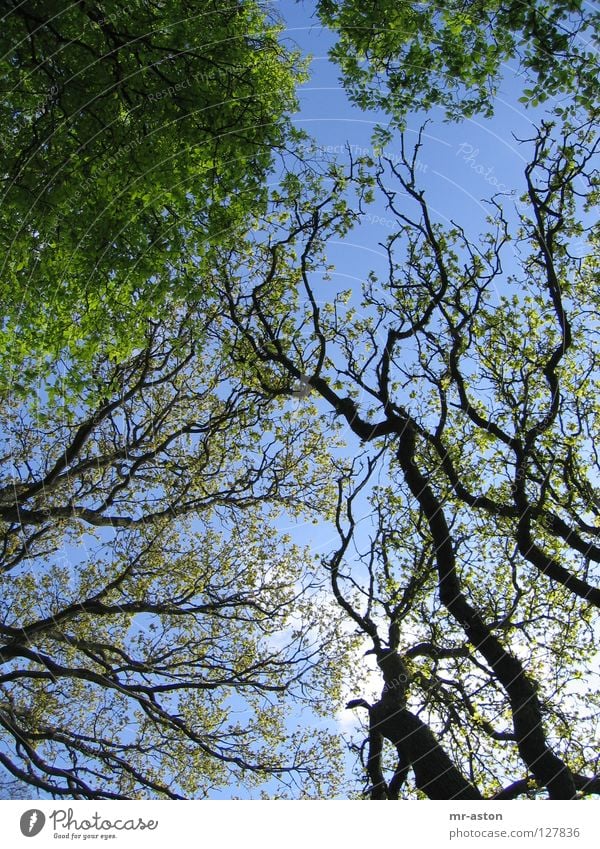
[0,800,597,848]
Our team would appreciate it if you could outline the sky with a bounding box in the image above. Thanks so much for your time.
[261,0,544,586]
[281,2,540,212]
[267,0,594,535]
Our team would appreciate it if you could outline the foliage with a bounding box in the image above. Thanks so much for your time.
[0,0,304,394]
[317,0,599,122]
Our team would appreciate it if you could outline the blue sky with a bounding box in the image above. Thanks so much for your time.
[281,2,538,205]
[263,0,545,564]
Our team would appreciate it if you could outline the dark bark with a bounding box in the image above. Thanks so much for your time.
[396,425,577,800]
[371,699,482,800]
[349,649,483,800]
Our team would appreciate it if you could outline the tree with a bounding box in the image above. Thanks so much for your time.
[0,308,352,798]
[316,0,599,121]
[0,2,354,800]
[214,111,600,798]
[2,1,599,802]
[0,0,304,394]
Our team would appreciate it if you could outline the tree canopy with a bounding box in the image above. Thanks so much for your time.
[0,0,303,394]
[317,0,599,121]
[0,0,599,800]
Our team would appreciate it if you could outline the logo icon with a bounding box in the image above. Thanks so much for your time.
[20,810,46,837]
